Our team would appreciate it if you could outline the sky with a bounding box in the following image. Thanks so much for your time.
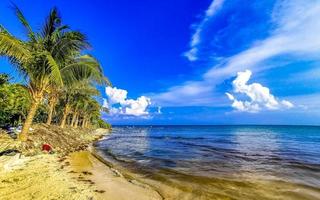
[1,0,320,125]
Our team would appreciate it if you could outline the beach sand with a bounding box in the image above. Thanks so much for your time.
[0,153,97,200]
[0,151,162,200]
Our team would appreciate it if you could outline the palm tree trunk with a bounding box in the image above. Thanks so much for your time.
[81,117,86,128]
[67,115,72,126]
[74,115,79,128]
[46,97,56,125]
[85,116,90,128]
[19,100,40,141]
[71,112,77,127]
[60,104,71,128]
[86,120,90,129]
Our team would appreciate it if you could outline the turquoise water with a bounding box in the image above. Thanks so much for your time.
[95,126,320,199]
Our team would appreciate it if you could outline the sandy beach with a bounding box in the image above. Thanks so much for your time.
[0,126,162,200]
[0,151,163,200]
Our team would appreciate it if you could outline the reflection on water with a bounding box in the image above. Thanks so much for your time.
[233,127,280,176]
[94,126,320,199]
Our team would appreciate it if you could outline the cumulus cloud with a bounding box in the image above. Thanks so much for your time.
[122,96,151,116]
[105,87,127,104]
[104,87,151,116]
[226,70,293,112]
[184,0,225,61]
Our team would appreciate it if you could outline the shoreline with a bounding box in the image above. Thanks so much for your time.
[90,127,320,200]
[68,150,163,200]
[88,145,166,199]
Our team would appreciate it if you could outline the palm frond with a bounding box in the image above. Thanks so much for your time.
[41,7,61,38]
[11,3,35,41]
[0,24,11,35]
[0,32,30,62]
[60,54,107,86]
[45,52,63,86]
[51,31,90,60]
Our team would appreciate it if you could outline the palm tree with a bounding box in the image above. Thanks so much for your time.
[59,80,101,128]
[45,54,108,125]
[82,99,101,128]
[58,54,108,128]
[0,5,92,140]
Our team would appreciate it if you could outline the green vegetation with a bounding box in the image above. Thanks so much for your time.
[0,5,110,141]
[0,79,31,128]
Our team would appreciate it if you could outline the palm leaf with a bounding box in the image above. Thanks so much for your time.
[45,53,63,86]
[0,33,30,62]
[0,24,11,35]
[51,31,90,60]
[60,54,108,85]
[11,3,35,41]
[41,7,61,38]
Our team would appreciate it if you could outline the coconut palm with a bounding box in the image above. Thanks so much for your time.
[58,53,109,128]
[0,5,96,140]
[46,53,108,125]
[59,80,101,128]
[82,99,101,128]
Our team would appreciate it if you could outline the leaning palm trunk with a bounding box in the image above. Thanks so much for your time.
[19,92,43,141]
[60,104,71,128]
[46,97,57,125]
[70,111,77,127]
[81,117,86,128]
[85,118,90,128]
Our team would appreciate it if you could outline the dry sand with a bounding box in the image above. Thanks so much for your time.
[0,154,97,200]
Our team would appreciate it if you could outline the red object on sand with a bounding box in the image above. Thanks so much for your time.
[42,144,52,152]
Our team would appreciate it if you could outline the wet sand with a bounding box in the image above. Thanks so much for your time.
[68,151,163,200]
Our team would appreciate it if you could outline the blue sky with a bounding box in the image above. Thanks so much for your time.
[1,0,320,125]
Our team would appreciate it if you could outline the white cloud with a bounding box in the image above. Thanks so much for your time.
[104,86,151,117]
[105,87,127,104]
[226,70,293,112]
[184,0,225,61]
[281,100,294,108]
[123,96,151,116]
[152,0,320,109]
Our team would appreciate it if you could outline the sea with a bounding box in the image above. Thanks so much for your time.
[94,125,320,200]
